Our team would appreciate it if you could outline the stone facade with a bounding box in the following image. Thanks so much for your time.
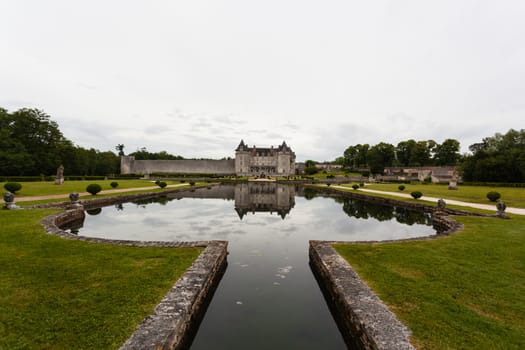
[235,140,296,177]
[120,140,296,177]
[382,166,459,183]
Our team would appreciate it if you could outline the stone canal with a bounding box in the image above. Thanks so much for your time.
[70,184,436,349]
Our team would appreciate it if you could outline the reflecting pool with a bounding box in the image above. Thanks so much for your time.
[73,184,435,349]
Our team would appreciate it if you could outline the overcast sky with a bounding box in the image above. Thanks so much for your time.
[1,1,524,161]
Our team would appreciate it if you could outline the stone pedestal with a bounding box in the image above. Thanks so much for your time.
[3,192,20,210]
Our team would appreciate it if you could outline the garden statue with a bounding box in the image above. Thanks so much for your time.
[55,164,64,185]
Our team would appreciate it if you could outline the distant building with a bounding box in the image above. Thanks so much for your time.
[383,166,459,183]
[235,140,296,177]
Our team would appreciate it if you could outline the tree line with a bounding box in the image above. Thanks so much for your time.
[0,108,182,177]
[339,129,525,183]
[462,129,525,182]
[340,139,461,174]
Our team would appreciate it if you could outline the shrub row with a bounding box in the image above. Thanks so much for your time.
[462,182,525,188]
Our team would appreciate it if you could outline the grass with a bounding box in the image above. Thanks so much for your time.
[0,180,179,197]
[0,209,202,349]
[334,214,525,349]
[363,183,525,209]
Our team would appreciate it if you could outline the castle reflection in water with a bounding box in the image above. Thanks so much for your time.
[234,182,295,219]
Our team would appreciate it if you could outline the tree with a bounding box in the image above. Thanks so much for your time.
[433,139,461,165]
[304,160,318,175]
[368,142,395,174]
[395,140,416,166]
[129,147,184,160]
[462,129,525,182]
[0,107,121,176]
[343,144,370,169]
[411,141,432,166]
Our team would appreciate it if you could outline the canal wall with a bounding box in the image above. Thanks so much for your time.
[39,190,229,350]
[309,241,416,350]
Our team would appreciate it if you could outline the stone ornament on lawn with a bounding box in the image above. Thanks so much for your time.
[69,192,79,203]
[495,201,509,219]
[3,192,20,210]
[55,164,65,185]
[68,192,83,208]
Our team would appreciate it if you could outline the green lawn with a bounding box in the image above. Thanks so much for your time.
[0,209,202,349]
[334,215,525,349]
[362,183,525,208]
[1,180,176,197]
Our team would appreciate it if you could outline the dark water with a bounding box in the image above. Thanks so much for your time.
[72,184,435,349]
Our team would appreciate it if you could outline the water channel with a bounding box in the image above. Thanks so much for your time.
[70,184,436,349]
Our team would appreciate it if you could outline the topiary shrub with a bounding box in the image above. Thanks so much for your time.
[359,183,364,187]
[486,191,501,202]
[110,181,119,188]
[86,184,102,195]
[411,191,423,199]
[352,184,359,190]
[398,185,406,191]
[157,181,167,189]
[4,182,22,193]
[189,181,196,186]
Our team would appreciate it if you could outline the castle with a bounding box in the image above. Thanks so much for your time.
[120,140,297,177]
[235,140,296,177]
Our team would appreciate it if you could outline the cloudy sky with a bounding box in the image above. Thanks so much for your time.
[1,1,524,161]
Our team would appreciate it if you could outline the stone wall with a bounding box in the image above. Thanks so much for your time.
[310,241,416,350]
[121,156,235,175]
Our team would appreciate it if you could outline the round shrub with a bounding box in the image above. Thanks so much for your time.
[486,191,501,202]
[4,182,22,193]
[189,181,196,186]
[359,183,365,187]
[157,181,167,189]
[110,181,119,188]
[352,184,359,190]
[398,185,406,191]
[86,184,102,195]
[411,191,423,199]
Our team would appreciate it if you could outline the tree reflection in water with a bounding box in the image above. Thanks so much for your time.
[333,197,432,226]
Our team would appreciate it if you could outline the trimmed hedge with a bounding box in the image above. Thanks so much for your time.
[486,191,501,202]
[86,184,102,195]
[4,182,22,193]
[411,191,423,199]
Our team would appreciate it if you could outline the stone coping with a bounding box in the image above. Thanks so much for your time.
[39,197,228,349]
[310,241,416,350]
